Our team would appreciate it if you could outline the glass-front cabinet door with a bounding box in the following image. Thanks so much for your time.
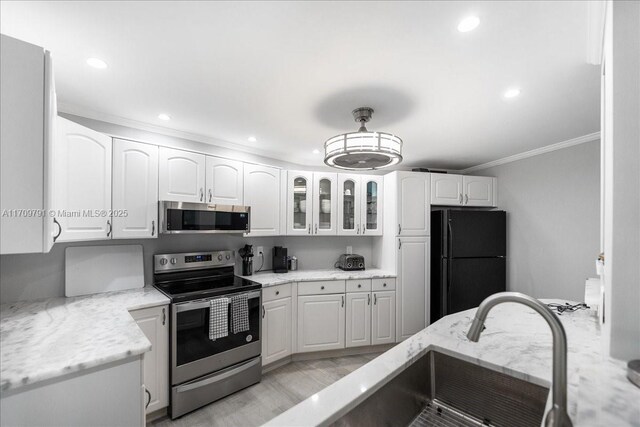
[312,172,337,235]
[361,176,383,235]
[338,174,360,235]
[287,171,314,235]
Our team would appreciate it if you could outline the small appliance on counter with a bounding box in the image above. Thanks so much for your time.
[272,246,288,273]
[239,244,254,276]
[336,254,365,271]
[287,256,298,271]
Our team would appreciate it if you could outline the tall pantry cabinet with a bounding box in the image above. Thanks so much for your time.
[375,171,431,342]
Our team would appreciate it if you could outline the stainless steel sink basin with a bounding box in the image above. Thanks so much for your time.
[331,351,549,427]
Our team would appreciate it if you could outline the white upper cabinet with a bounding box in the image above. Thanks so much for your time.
[286,170,314,235]
[463,175,496,207]
[205,156,243,205]
[338,174,361,235]
[431,173,496,207]
[0,35,56,254]
[398,172,430,236]
[53,117,112,242]
[244,163,282,236]
[158,147,206,203]
[361,175,383,236]
[112,139,158,239]
[431,174,463,206]
[312,172,338,236]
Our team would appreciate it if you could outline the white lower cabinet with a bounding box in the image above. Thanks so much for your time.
[372,291,396,345]
[129,305,169,415]
[345,292,371,348]
[262,297,292,365]
[297,294,345,353]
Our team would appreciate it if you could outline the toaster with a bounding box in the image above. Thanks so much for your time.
[336,254,365,271]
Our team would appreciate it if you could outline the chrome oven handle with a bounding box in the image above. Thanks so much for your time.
[174,291,261,313]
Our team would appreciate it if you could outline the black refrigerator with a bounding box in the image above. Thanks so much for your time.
[431,209,506,323]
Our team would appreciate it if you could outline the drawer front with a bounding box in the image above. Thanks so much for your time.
[298,280,346,296]
[372,278,396,291]
[346,279,372,293]
[262,283,292,302]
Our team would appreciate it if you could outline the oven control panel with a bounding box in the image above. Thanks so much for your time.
[154,251,235,273]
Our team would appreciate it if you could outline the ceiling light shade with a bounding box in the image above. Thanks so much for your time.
[324,107,402,170]
[504,88,521,98]
[458,16,480,32]
[86,57,108,69]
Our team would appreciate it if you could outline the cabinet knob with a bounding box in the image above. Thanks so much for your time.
[275,291,280,295]
[358,284,361,288]
[321,286,325,290]
[383,283,387,287]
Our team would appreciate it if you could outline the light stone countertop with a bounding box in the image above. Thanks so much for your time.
[241,268,396,287]
[0,286,169,394]
[264,299,640,427]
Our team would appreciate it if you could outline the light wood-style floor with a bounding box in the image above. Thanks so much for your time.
[151,353,380,427]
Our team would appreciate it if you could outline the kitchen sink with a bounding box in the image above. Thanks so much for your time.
[331,351,549,427]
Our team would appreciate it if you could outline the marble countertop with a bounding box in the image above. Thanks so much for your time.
[241,268,396,287]
[0,286,169,394]
[265,299,640,427]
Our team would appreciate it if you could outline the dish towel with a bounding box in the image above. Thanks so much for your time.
[209,297,230,341]
[230,293,250,334]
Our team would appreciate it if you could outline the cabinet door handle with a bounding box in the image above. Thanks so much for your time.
[362,224,366,234]
[308,224,311,234]
[262,305,265,318]
[464,194,469,205]
[162,307,166,325]
[399,239,402,250]
[368,294,371,305]
[357,224,360,234]
[315,224,318,234]
[53,217,62,242]
[209,189,212,202]
[145,388,151,409]
[151,220,155,236]
[459,193,463,204]
[106,220,112,237]
[374,293,377,305]
[342,295,344,307]
[200,188,204,201]
[398,224,401,235]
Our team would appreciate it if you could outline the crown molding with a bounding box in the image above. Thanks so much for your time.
[458,132,601,174]
[56,102,292,163]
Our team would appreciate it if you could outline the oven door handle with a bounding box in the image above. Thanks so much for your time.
[174,291,261,313]
[175,357,261,393]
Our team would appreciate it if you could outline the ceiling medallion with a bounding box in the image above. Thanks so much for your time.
[324,107,403,170]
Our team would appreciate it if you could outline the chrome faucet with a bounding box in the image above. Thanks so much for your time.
[466,292,573,427]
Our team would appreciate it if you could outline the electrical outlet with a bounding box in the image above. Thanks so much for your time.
[256,246,264,256]
[346,246,353,255]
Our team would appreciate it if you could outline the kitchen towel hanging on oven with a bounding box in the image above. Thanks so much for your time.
[230,293,249,333]
[209,297,230,340]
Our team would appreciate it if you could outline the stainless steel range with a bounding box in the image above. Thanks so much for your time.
[153,251,262,419]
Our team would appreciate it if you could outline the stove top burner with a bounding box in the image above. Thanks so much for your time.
[154,265,261,303]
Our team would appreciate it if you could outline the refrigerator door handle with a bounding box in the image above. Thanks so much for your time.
[447,221,453,259]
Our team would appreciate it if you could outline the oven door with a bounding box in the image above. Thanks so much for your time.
[171,290,261,385]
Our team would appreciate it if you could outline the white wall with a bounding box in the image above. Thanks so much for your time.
[0,234,374,303]
[474,140,600,301]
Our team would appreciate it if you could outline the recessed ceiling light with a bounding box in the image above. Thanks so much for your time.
[504,88,521,99]
[312,149,320,154]
[247,136,257,142]
[457,16,480,33]
[158,113,171,121]
[86,57,108,69]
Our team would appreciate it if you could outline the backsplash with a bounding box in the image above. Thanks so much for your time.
[0,235,374,303]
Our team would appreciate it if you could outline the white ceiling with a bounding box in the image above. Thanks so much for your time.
[0,1,600,169]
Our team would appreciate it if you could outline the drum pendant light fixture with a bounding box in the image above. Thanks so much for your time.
[324,107,403,170]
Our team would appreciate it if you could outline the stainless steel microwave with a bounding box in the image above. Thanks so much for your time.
[159,201,250,234]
